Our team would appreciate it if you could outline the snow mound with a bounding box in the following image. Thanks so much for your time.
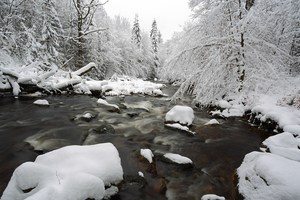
[140,149,154,163]
[204,119,220,125]
[1,143,123,200]
[97,98,119,110]
[165,105,194,126]
[216,100,231,109]
[283,125,300,137]
[201,194,225,200]
[163,153,193,164]
[262,132,300,161]
[33,99,49,106]
[238,151,300,200]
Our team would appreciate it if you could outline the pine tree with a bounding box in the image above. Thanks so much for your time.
[150,19,158,53]
[41,0,62,63]
[132,14,141,48]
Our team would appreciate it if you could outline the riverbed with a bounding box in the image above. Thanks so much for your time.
[0,86,270,199]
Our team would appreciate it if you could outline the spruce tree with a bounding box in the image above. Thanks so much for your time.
[150,19,158,53]
[132,14,141,48]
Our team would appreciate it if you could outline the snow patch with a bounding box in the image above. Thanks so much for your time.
[165,123,195,135]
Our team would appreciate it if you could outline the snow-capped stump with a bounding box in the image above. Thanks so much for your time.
[165,123,195,135]
[204,119,220,125]
[33,99,49,106]
[238,151,300,200]
[1,143,123,200]
[163,153,193,165]
[140,149,154,163]
[201,194,225,200]
[165,105,194,126]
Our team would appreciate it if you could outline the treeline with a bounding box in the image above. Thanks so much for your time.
[0,0,163,79]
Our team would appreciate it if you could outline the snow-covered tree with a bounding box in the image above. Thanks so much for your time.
[40,0,63,63]
[159,0,300,105]
[150,19,158,53]
[131,14,141,48]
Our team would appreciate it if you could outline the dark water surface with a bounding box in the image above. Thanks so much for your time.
[0,87,269,200]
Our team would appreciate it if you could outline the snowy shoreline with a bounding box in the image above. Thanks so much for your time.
[209,98,300,199]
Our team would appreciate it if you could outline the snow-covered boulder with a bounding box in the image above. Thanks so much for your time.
[1,143,123,200]
[140,149,154,163]
[33,99,49,106]
[165,105,194,126]
[238,151,300,200]
[163,153,193,165]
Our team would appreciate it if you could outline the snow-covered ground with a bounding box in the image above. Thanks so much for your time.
[1,143,123,200]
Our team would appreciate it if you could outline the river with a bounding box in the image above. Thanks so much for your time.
[0,86,270,199]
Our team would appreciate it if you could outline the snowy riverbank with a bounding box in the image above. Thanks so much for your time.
[210,92,300,199]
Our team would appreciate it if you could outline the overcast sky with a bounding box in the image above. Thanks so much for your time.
[104,0,191,41]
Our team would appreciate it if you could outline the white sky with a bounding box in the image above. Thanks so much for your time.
[104,0,191,41]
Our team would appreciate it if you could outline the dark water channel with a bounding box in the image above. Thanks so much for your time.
[0,86,270,200]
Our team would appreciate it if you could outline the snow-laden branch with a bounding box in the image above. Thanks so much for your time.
[0,67,19,79]
[72,62,96,76]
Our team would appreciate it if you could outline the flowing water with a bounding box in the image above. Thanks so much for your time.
[0,86,270,200]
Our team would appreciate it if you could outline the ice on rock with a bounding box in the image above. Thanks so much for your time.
[140,149,154,163]
[33,99,49,106]
[1,143,123,200]
[165,105,194,126]
[165,123,195,135]
[163,153,193,164]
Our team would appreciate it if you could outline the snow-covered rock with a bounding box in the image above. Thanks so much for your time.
[165,123,195,135]
[97,98,119,110]
[201,194,225,200]
[140,149,154,163]
[165,105,194,126]
[163,153,193,164]
[33,99,49,106]
[204,119,220,125]
[216,100,231,109]
[1,143,123,200]
[138,171,144,177]
[238,151,300,200]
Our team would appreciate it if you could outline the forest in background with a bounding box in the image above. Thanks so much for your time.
[0,0,300,106]
[0,0,162,81]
